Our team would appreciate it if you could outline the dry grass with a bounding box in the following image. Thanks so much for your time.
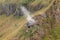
[0,0,60,40]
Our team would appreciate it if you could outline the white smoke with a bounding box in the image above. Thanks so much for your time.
[20,6,35,24]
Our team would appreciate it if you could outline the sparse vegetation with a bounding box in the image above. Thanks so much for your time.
[0,0,60,40]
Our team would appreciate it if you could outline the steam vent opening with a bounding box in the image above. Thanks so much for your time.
[0,0,60,40]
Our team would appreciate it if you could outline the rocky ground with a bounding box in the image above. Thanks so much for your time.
[0,0,60,40]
